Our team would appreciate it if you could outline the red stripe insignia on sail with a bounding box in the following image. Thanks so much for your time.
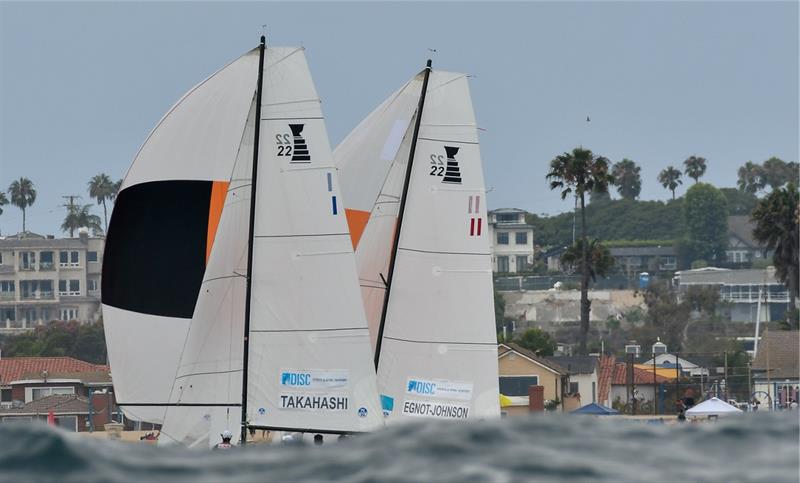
[468,195,482,236]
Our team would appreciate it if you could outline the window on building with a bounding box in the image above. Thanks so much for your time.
[39,251,54,270]
[31,387,75,401]
[498,376,539,396]
[70,251,79,266]
[59,251,68,266]
[1,389,11,402]
[569,382,579,395]
[68,280,80,295]
[0,281,14,297]
[87,251,98,263]
[40,308,52,322]
[515,232,528,245]
[496,213,520,223]
[0,308,14,322]
[497,256,509,273]
[497,232,509,245]
[19,252,35,270]
[516,256,526,273]
[60,307,78,321]
[87,279,98,291]
[0,252,3,265]
[54,415,77,432]
[592,381,596,403]
[22,308,36,322]
[58,280,67,295]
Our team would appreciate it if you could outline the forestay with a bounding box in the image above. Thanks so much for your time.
[102,49,259,424]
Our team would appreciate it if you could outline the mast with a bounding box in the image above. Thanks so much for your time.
[374,59,432,369]
[240,35,266,446]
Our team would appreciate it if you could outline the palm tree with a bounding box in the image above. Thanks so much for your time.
[62,204,103,238]
[683,156,707,183]
[88,173,115,231]
[560,238,615,281]
[0,191,8,236]
[547,147,613,354]
[737,161,766,194]
[110,179,123,200]
[658,166,683,200]
[611,158,642,200]
[751,183,799,328]
[8,178,36,232]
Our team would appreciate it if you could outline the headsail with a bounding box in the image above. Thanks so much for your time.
[335,67,500,422]
[102,49,259,424]
[159,44,382,447]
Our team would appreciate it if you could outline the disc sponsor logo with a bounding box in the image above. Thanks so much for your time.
[279,369,349,389]
[405,378,473,401]
[358,407,368,418]
[401,399,470,420]
[279,394,348,411]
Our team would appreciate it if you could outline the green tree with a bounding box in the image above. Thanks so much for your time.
[514,328,557,356]
[88,173,115,232]
[737,161,766,194]
[111,179,123,199]
[547,147,613,354]
[589,187,611,204]
[683,183,728,263]
[0,191,7,235]
[762,157,799,190]
[683,156,707,184]
[0,320,107,364]
[720,188,758,216]
[611,158,642,200]
[494,288,508,332]
[658,166,683,200]
[752,183,799,325]
[560,238,615,281]
[8,177,36,232]
[61,203,103,237]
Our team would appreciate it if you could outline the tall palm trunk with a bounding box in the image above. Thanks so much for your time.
[671,189,676,200]
[579,191,591,355]
[102,199,108,233]
[22,208,26,232]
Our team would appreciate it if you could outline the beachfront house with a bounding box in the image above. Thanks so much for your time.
[488,209,535,274]
[751,331,799,410]
[498,343,567,415]
[545,355,599,407]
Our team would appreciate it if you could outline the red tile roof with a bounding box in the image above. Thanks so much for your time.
[0,394,90,415]
[597,355,615,404]
[611,362,670,386]
[0,357,108,385]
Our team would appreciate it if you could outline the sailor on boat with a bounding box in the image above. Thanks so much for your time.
[214,430,234,450]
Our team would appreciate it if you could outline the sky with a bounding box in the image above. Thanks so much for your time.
[1,1,797,236]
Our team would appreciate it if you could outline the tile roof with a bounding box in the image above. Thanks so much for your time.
[611,362,670,386]
[0,357,109,385]
[17,371,112,385]
[597,356,615,404]
[752,331,799,379]
[498,343,568,375]
[0,394,90,415]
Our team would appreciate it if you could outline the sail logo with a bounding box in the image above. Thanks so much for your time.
[281,372,311,387]
[468,195,482,237]
[407,379,437,395]
[358,407,368,418]
[275,124,311,163]
[429,146,462,184]
[380,394,395,416]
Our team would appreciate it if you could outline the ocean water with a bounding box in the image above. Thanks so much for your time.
[1,413,797,482]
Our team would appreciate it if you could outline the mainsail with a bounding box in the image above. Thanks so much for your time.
[102,48,260,424]
[335,64,500,422]
[156,40,383,447]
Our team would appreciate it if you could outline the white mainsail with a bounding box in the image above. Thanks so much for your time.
[158,44,383,447]
[335,67,500,422]
[102,49,259,424]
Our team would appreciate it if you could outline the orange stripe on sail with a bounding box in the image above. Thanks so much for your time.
[206,181,229,263]
[345,208,370,249]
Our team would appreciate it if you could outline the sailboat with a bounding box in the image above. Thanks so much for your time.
[335,62,500,421]
[103,37,383,447]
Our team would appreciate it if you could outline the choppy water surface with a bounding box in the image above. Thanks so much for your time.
[1,413,797,482]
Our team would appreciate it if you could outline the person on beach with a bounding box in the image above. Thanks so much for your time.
[314,434,324,446]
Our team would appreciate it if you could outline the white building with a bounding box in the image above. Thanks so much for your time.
[488,208,534,274]
[0,231,104,330]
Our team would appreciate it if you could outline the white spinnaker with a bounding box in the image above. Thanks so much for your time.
[103,49,259,424]
[334,74,423,349]
[158,96,256,448]
[376,71,500,421]
[245,47,383,432]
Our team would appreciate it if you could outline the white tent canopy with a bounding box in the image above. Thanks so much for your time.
[686,397,743,417]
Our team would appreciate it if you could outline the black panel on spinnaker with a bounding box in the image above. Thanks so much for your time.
[102,180,212,318]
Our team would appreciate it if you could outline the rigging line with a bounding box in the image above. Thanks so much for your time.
[432,187,485,193]
[175,368,242,380]
[398,247,490,256]
[360,284,388,290]
[262,99,318,107]
[383,336,498,346]
[118,403,242,407]
[254,232,349,238]
[247,425,366,436]
[250,327,368,333]
[264,46,304,68]
[224,91,259,190]
[429,73,468,91]
[201,273,247,285]
[417,137,479,145]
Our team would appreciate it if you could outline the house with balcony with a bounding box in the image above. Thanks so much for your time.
[0,356,118,432]
[608,245,678,276]
[673,267,791,323]
[726,215,770,265]
[488,208,534,273]
[0,230,103,330]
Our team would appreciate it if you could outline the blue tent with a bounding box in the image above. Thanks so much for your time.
[571,403,620,415]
